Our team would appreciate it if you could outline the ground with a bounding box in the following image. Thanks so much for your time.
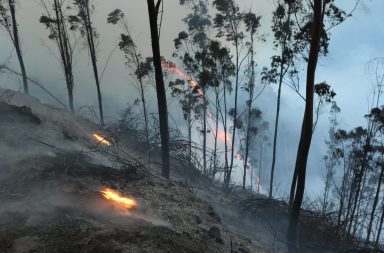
[0,88,367,253]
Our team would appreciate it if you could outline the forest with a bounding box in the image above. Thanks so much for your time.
[0,0,383,252]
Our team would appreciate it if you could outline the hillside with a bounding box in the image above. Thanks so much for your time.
[0,88,371,253]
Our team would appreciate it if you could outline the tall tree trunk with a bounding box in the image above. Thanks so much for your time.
[84,1,104,125]
[366,162,384,243]
[223,80,229,188]
[287,0,322,251]
[213,89,219,178]
[9,0,28,94]
[53,0,74,112]
[271,2,294,200]
[337,144,348,227]
[258,140,263,193]
[376,201,384,247]
[139,74,150,164]
[243,35,255,191]
[146,0,170,179]
[203,94,207,175]
[227,43,240,190]
[271,72,283,199]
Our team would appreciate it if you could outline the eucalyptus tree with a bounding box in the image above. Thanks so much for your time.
[146,0,170,179]
[213,0,246,189]
[108,9,153,163]
[0,0,28,94]
[237,107,261,190]
[69,0,103,124]
[265,0,352,200]
[168,74,203,166]
[40,0,77,112]
[287,0,323,250]
[208,40,235,178]
[240,11,261,190]
[174,0,214,175]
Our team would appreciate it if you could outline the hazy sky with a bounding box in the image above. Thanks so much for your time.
[1,0,383,197]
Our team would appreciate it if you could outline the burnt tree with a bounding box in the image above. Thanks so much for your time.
[146,0,170,178]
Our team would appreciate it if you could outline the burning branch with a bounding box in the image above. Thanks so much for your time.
[100,188,137,209]
[92,133,111,146]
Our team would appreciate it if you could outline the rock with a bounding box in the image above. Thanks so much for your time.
[208,226,223,244]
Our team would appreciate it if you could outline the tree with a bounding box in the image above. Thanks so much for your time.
[108,9,153,164]
[70,0,104,125]
[208,40,235,179]
[0,0,29,94]
[264,0,298,199]
[40,0,76,112]
[213,0,245,190]
[146,0,170,179]
[240,11,261,190]
[175,0,213,175]
[287,0,323,250]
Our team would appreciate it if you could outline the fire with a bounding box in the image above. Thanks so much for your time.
[100,188,137,209]
[216,129,232,143]
[162,62,205,97]
[92,133,111,146]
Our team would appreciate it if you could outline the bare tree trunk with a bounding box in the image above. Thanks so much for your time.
[271,2,294,200]
[287,0,322,251]
[376,202,384,246]
[203,94,207,175]
[227,43,240,190]
[271,72,283,199]
[139,74,150,164]
[223,81,229,187]
[83,1,104,125]
[258,140,263,193]
[146,0,170,179]
[53,0,75,112]
[9,0,28,94]
[213,89,219,178]
[243,35,255,191]
[366,161,384,243]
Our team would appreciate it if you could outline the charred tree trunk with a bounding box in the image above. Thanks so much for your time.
[213,89,220,178]
[271,68,283,199]
[376,201,384,246]
[8,0,28,94]
[287,0,322,251]
[83,1,104,125]
[366,160,384,243]
[243,34,255,191]
[53,0,75,112]
[227,43,240,190]
[203,93,207,175]
[146,0,170,179]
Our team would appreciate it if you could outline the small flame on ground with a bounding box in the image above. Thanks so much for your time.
[100,188,137,209]
[93,133,111,146]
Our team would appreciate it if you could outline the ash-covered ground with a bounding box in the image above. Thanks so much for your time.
[0,88,261,253]
[0,88,361,253]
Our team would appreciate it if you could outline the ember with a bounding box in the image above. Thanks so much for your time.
[92,133,111,146]
[100,188,137,209]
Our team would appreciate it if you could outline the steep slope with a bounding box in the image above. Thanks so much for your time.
[0,88,263,253]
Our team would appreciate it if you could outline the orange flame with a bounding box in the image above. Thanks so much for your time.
[93,133,111,146]
[216,129,232,143]
[162,62,205,97]
[100,188,137,209]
